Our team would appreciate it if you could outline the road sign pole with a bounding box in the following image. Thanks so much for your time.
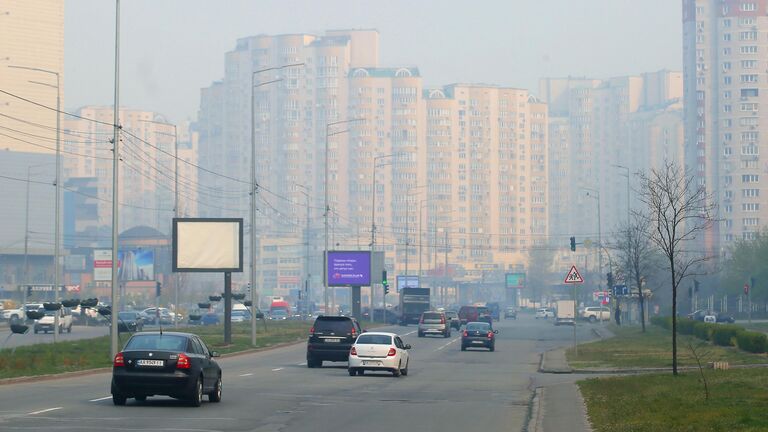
[564,265,585,357]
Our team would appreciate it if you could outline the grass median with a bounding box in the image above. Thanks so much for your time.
[744,322,768,333]
[579,369,768,432]
[0,321,311,380]
[566,325,767,369]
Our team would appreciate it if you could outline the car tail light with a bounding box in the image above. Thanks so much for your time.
[419,316,424,324]
[463,331,468,337]
[176,353,191,369]
[351,327,357,338]
[487,331,494,339]
[309,326,315,335]
[350,346,357,356]
[440,316,446,324]
[387,347,397,356]
[113,352,125,367]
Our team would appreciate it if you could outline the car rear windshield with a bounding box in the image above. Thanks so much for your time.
[466,323,491,331]
[445,311,457,317]
[125,334,188,351]
[356,334,392,345]
[118,312,137,319]
[422,312,442,320]
[314,317,353,333]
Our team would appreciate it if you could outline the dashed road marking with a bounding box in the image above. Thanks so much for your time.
[27,407,62,415]
[436,337,460,351]
[239,373,254,377]
[403,330,417,336]
[88,396,112,402]
[272,367,284,372]
[298,362,307,366]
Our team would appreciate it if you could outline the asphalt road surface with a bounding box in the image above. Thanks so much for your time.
[0,314,597,432]
[1,325,110,349]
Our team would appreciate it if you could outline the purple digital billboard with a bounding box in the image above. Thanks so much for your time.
[327,251,371,286]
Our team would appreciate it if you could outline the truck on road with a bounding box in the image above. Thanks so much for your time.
[554,300,576,326]
[399,287,430,325]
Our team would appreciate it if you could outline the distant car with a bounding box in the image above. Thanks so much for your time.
[461,321,498,351]
[201,313,221,326]
[504,307,517,320]
[116,311,144,333]
[111,332,222,406]
[231,310,251,323]
[269,309,289,320]
[306,316,362,368]
[581,307,610,323]
[418,311,451,338]
[687,310,709,322]
[535,308,555,319]
[445,310,461,330]
[141,307,176,325]
[347,332,411,377]
[34,307,73,334]
[716,313,736,324]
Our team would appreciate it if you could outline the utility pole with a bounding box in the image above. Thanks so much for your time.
[110,0,121,358]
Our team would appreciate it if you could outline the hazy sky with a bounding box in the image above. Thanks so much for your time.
[65,0,682,123]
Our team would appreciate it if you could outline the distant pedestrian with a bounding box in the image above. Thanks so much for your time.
[614,306,621,326]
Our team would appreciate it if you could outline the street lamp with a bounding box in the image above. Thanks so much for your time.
[250,62,303,345]
[323,117,364,314]
[295,184,311,315]
[9,64,61,342]
[582,186,603,325]
[24,163,53,290]
[404,184,427,280]
[369,153,396,323]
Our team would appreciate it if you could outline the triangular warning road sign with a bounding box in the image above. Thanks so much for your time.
[564,265,584,284]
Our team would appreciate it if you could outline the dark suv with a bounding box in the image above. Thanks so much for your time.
[306,316,362,368]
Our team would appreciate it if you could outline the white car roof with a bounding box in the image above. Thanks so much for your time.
[357,331,398,337]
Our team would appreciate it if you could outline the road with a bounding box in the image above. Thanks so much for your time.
[1,325,110,349]
[0,315,597,432]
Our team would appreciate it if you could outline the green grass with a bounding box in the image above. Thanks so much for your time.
[0,321,310,379]
[566,325,768,369]
[579,369,768,432]
[744,322,768,333]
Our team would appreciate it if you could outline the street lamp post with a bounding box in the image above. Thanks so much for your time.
[613,164,631,321]
[370,153,395,323]
[295,184,311,315]
[583,187,603,325]
[9,65,61,342]
[249,62,303,345]
[404,185,426,281]
[323,118,364,314]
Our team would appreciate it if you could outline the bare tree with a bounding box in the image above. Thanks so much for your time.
[614,210,660,332]
[637,161,716,376]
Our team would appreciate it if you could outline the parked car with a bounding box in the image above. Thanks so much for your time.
[504,307,518,320]
[116,311,144,333]
[445,310,462,330]
[535,307,555,319]
[34,307,73,334]
[418,310,451,338]
[306,315,362,368]
[687,310,709,321]
[347,332,410,377]
[111,332,222,406]
[461,321,498,351]
[141,307,182,325]
[581,306,610,323]
[716,313,736,323]
[231,310,251,323]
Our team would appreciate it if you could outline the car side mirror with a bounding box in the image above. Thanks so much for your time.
[362,328,368,333]
[404,344,411,350]
[493,330,499,334]
[210,351,220,358]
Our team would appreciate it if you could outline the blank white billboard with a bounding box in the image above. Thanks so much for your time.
[173,218,243,272]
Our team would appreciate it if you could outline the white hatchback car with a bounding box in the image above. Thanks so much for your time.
[348,332,411,377]
[535,307,555,319]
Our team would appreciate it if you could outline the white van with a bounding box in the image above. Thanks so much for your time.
[34,307,73,334]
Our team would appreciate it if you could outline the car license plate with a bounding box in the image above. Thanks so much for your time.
[472,340,484,344]
[362,361,381,366]
[324,338,341,343]
[136,359,164,367]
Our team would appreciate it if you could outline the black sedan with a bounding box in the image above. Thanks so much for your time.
[117,311,144,333]
[461,321,498,352]
[111,332,222,406]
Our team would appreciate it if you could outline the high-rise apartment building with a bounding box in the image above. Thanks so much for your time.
[62,107,198,237]
[683,0,768,253]
[0,0,64,154]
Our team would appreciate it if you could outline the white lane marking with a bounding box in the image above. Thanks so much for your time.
[88,396,112,402]
[239,373,254,377]
[272,367,284,372]
[298,362,307,366]
[27,407,62,415]
[436,337,460,351]
[403,330,417,336]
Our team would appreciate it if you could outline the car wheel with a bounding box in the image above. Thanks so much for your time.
[208,376,222,402]
[348,368,357,376]
[589,316,597,323]
[392,365,402,377]
[417,332,423,338]
[34,329,38,334]
[134,395,147,402]
[67,325,72,333]
[112,393,127,406]
[490,345,495,352]
[189,376,203,407]
[401,360,409,376]
[444,330,450,338]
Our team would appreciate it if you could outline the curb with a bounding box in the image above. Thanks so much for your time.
[524,387,544,432]
[571,362,768,375]
[538,349,574,374]
[0,338,307,386]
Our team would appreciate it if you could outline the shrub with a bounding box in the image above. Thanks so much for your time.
[693,322,715,341]
[677,318,697,335]
[710,325,743,347]
[736,331,768,354]
[651,316,672,330]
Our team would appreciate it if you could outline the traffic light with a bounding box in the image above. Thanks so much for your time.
[156,281,162,298]
[606,272,614,289]
[570,236,576,252]
[382,270,389,296]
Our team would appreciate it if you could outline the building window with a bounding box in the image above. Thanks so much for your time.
[739,31,757,41]
[743,189,760,198]
[723,76,732,85]
[742,174,759,183]
[740,102,759,111]
[743,203,760,212]
[740,46,758,54]
[741,74,758,83]
[740,2,756,12]
[741,60,758,69]
[741,145,759,155]
[724,104,732,112]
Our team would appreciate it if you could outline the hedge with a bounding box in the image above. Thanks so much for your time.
[711,325,742,347]
[735,331,768,354]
